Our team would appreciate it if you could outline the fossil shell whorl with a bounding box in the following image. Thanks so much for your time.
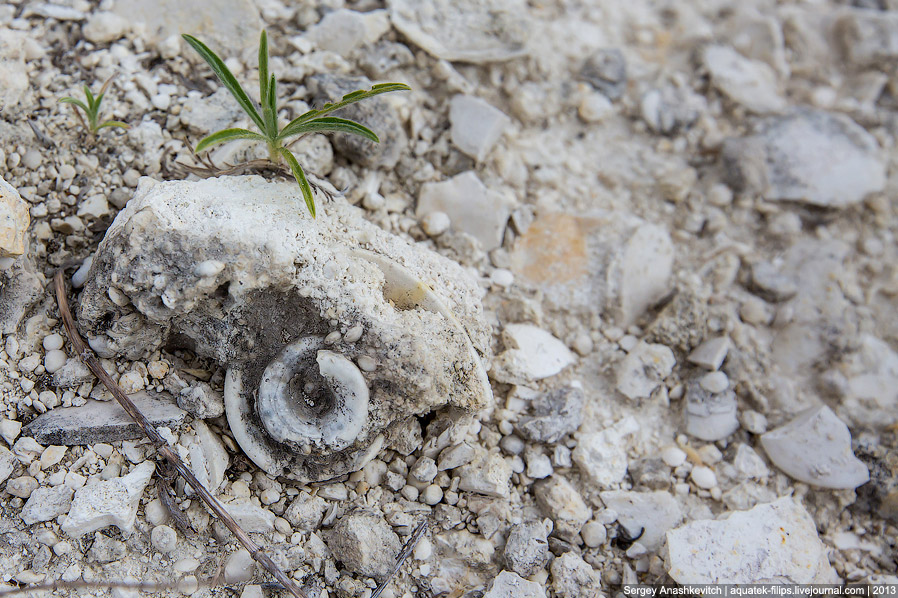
[257,338,368,451]
[78,176,494,483]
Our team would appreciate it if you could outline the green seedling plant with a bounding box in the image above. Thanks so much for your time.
[59,77,129,137]
[182,30,410,217]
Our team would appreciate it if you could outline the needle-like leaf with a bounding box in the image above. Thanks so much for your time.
[258,30,269,113]
[182,34,266,133]
[279,116,379,143]
[265,74,278,139]
[280,83,411,132]
[195,128,268,153]
[59,97,90,114]
[96,121,130,130]
[277,147,316,218]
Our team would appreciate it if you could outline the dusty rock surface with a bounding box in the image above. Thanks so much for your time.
[0,0,896,596]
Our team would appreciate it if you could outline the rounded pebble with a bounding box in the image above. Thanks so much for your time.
[581,521,607,548]
[421,484,443,505]
[690,465,717,489]
[699,371,729,393]
[44,350,67,374]
[660,446,687,467]
[151,525,178,553]
[421,211,450,236]
[42,333,64,351]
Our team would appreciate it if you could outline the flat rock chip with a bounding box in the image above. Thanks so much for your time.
[388,0,529,63]
[24,391,187,445]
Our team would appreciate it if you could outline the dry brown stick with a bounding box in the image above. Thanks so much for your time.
[52,270,308,598]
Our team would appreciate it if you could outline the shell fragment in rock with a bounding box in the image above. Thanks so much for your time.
[78,176,493,482]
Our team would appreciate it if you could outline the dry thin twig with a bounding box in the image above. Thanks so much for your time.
[371,520,427,598]
[51,270,308,598]
[0,579,180,597]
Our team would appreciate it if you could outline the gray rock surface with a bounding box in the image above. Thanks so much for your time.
[20,485,73,525]
[503,521,549,577]
[24,392,187,445]
[721,109,886,207]
[483,570,545,598]
[308,74,407,169]
[515,385,584,443]
[550,552,602,598]
[325,509,401,580]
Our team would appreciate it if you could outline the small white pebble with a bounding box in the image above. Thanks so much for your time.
[699,371,729,393]
[344,325,364,343]
[413,536,432,560]
[147,360,169,379]
[324,331,342,344]
[401,485,419,501]
[581,521,607,548]
[660,446,687,467]
[619,335,638,352]
[260,488,280,505]
[421,484,443,505]
[22,149,42,170]
[72,255,93,288]
[420,211,450,236]
[44,350,67,374]
[194,260,224,278]
[118,371,145,394]
[490,269,514,288]
[42,334,64,351]
[690,465,717,489]
[357,355,376,372]
[58,164,76,180]
[151,525,178,553]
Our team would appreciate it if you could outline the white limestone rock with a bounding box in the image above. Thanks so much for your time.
[62,461,156,537]
[113,0,262,53]
[721,109,885,208]
[82,12,129,43]
[534,476,591,539]
[616,342,676,400]
[550,552,602,598]
[599,490,683,550]
[388,0,530,63]
[0,29,28,112]
[760,405,869,489]
[21,485,74,525]
[0,176,30,258]
[687,337,730,371]
[839,334,898,430]
[325,509,401,580]
[449,95,511,162]
[0,446,15,484]
[179,420,229,495]
[491,323,576,384]
[771,240,856,376]
[572,417,639,488]
[305,9,389,55]
[458,451,512,498]
[483,571,545,598]
[665,497,838,583]
[703,45,786,113]
[220,499,275,533]
[417,171,514,251]
[77,176,492,483]
[683,381,739,441]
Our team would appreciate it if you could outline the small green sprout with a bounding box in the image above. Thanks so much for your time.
[59,78,129,137]
[182,30,410,217]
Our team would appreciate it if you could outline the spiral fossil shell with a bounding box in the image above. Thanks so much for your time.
[78,176,493,482]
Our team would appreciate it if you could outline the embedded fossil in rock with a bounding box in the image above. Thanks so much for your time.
[77,175,492,482]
